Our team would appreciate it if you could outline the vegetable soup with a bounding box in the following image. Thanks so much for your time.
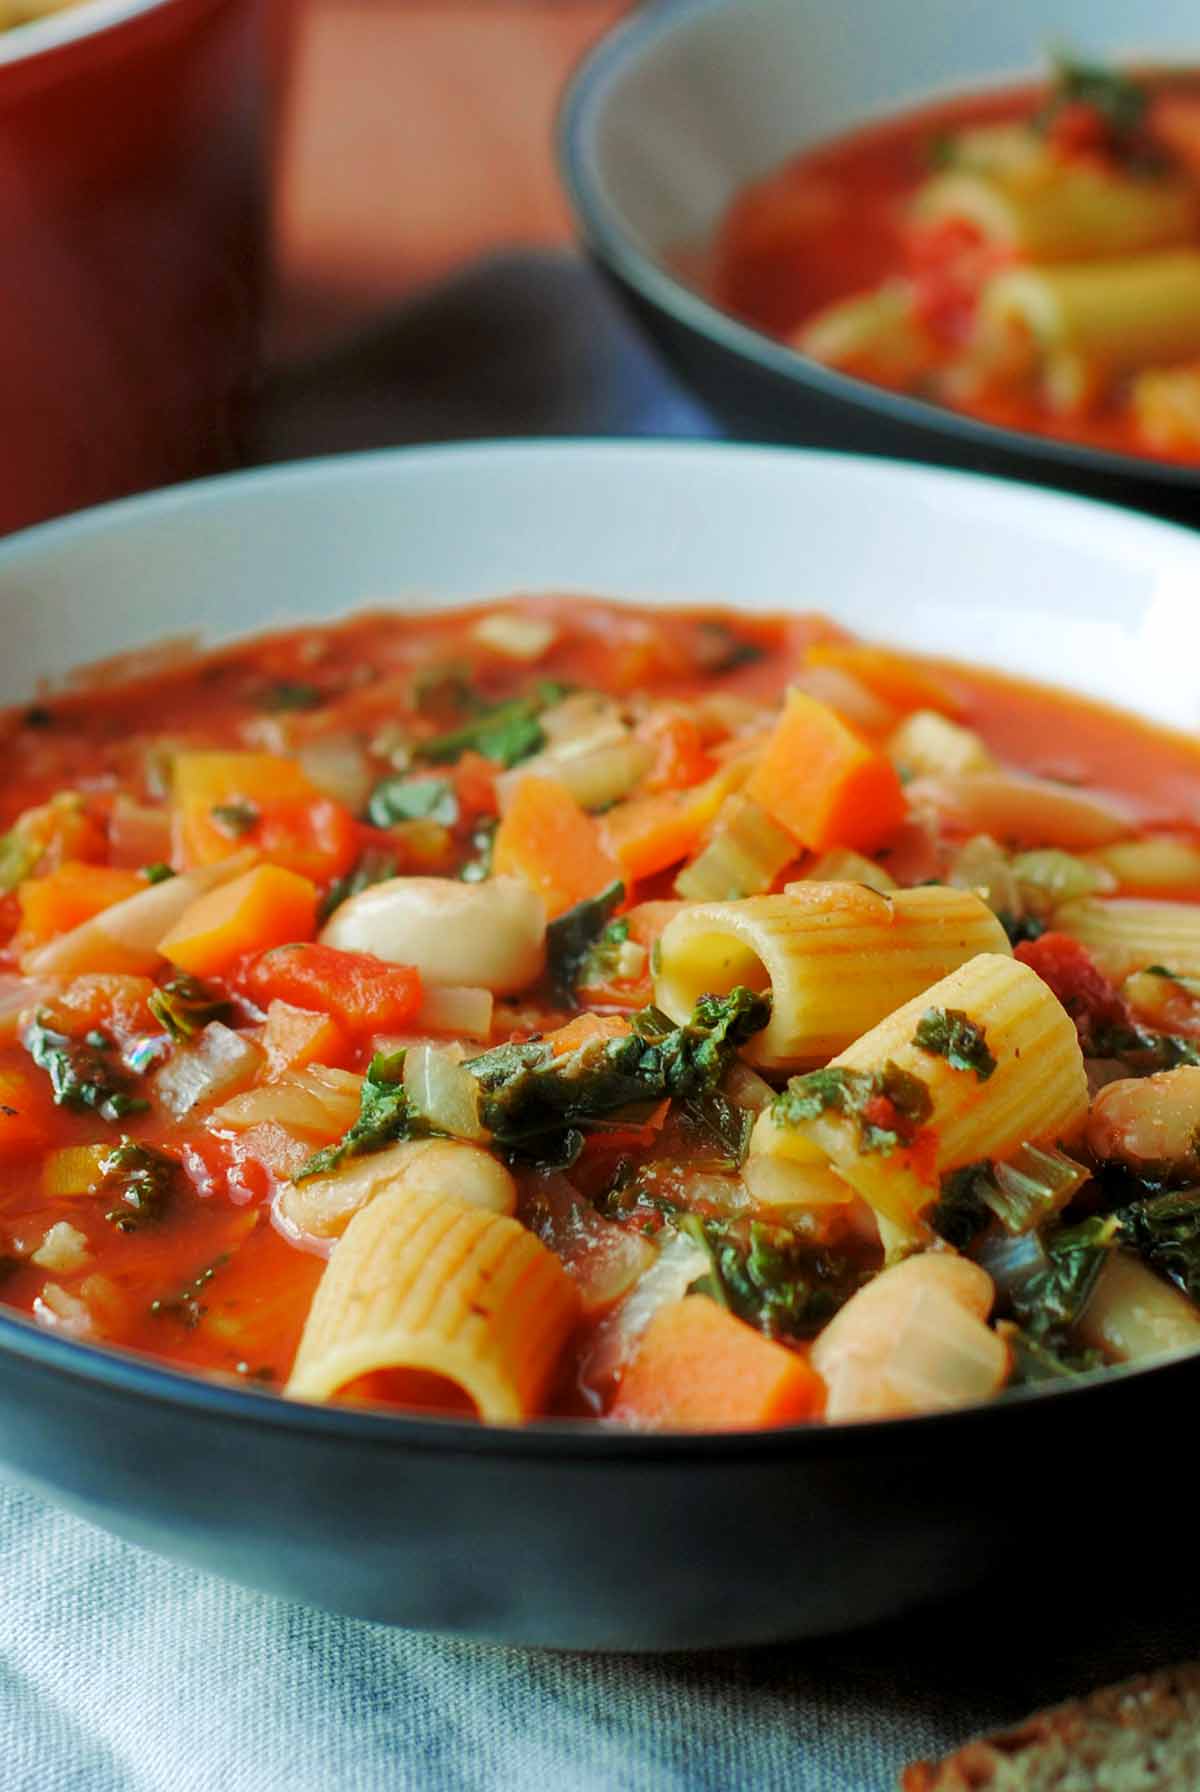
[713,56,1200,463]
[2,596,1200,1428]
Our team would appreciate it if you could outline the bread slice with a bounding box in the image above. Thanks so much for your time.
[902,1664,1200,1791]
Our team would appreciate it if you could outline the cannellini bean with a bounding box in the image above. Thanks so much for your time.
[275,1136,517,1249]
[320,875,545,994]
[1085,1066,1200,1179]
[812,1252,1006,1421]
[1077,1250,1200,1363]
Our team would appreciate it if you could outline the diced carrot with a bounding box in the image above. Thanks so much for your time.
[38,973,158,1045]
[492,775,620,918]
[805,641,962,720]
[745,690,907,853]
[243,942,421,1035]
[0,1065,49,1152]
[543,1012,632,1058]
[262,999,352,1077]
[601,763,748,885]
[610,1296,826,1431]
[642,714,716,793]
[159,865,319,978]
[17,862,146,947]
[172,751,358,882]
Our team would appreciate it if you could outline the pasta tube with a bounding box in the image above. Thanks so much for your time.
[1055,896,1200,983]
[754,953,1088,1235]
[1085,838,1200,897]
[287,1184,579,1420]
[653,882,1011,1069]
[978,253,1200,403]
[913,163,1198,262]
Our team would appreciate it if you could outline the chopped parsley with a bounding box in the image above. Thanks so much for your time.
[367,775,458,830]
[912,1007,996,1080]
[260,680,323,712]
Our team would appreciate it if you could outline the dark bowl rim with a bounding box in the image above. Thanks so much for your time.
[1,434,1199,1463]
[556,0,1200,493]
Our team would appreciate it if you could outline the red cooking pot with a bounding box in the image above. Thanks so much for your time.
[0,0,287,535]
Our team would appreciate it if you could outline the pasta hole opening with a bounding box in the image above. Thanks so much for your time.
[658,929,771,1022]
[334,1368,480,1421]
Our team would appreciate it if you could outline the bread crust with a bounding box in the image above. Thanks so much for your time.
[902,1663,1200,1790]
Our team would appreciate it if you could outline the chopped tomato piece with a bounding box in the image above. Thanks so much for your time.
[242,941,422,1035]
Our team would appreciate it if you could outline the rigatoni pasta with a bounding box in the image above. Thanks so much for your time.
[0,591,1198,1435]
[653,883,1011,1067]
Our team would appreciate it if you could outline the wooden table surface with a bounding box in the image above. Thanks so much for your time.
[271,0,633,362]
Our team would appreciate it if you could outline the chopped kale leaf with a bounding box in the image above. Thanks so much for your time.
[1040,54,1147,144]
[679,1212,863,1341]
[294,1050,420,1179]
[148,974,233,1042]
[23,1017,148,1123]
[1002,1323,1105,1385]
[913,1007,996,1080]
[367,775,458,830]
[772,1061,932,1156]
[929,1161,996,1250]
[1120,1187,1200,1304]
[416,682,568,768]
[100,1138,181,1233]
[1088,1022,1200,1074]
[545,879,625,1002]
[1008,1215,1119,1347]
[140,861,175,885]
[998,911,1046,947]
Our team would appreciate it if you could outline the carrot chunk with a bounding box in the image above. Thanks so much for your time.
[17,862,146,947]
[493,776,620,918]
[0,1067,48,1152]
[159,865,319,978]
[173,750,357,882]
[745,690,907,853]
[610,1296,825,1431]
[262,999,351,1077]
[243,941,421,1035]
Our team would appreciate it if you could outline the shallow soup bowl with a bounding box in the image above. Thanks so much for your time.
[1,441,1200,1648]
[559,0,1200,517]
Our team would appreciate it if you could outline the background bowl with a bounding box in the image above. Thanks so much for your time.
[560,0,1200,521]
[2,440,1200,1647]
[0,0,286,537]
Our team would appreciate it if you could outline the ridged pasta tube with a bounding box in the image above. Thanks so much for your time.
[754,953,1088,1234]
[653,883,1011,1069]
[914,164,1198,262]
[1055,896,1200,983]
[287,1184,579,1421]
[979,253,1200,399]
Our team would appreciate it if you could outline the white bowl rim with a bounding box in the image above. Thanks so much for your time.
[0,0,177,74]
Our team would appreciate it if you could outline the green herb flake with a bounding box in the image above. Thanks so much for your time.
[209,800,259,840]
[100,1138,181,1233]
[151,1252,231,1326]
[773,1061,932,1156]
[679,1212,864,1342]
[1009,1215,1120,1347]
[140,861,176,885]
[295,1050,420,1179]
[367,775,458,830]
[318,847,399,925]
[1120,1187,1200,1304]
[260,680,323,712]
[23,1016,149,1123]
[417,681,569,769]
[913,1006,997,1080]
[148,974,233,1042]
[545,879,625,1003]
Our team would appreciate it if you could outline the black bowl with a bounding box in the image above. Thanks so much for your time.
[3,1304,1196,1648]
[558,0,1200,524]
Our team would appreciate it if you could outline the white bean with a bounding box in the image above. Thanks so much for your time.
[275,1137,517,1248]
[1085,1066,1200,1178]
[320,875,545,993]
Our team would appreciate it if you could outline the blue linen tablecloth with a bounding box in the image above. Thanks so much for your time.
[2,253,1195,1790]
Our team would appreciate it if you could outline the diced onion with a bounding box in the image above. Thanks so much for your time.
[403,1042,488,1141]
[526,1173,656,1316]
[1077,1250,1200,1364]
[31,1222,91,1273]
[743,1156,856,1211]
[499,738,653,814]
[414,983,493,1041]
[210,1067,362,1139]
[579,1228,710,1401]
[153,1021,264,1118]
